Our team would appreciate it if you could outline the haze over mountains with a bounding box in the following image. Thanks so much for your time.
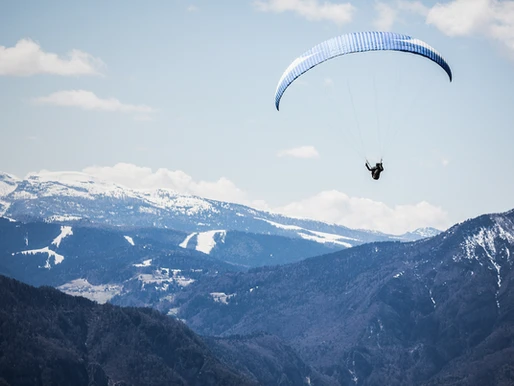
[1,169,513,385]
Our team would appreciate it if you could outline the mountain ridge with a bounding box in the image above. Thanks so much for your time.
[172,208,514,385]
[0,170,440,248]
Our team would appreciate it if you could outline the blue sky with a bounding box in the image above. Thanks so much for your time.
[1,0,513,234]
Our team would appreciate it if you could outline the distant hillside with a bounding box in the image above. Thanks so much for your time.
[0,218,240,312]
[174,209,514,385]
[0,218,341,315]
[0,274,254,386]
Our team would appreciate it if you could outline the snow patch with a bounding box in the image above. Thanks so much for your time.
[46,214,82,222]
[257,218,303,231]
[12,191,37,200]
[210,292,235,304]
[137,268,194,289]
[258,218,356,247]
[459,221,514,309]
[298,230,353,247]
[429,289,436,306]
[16,247,64,269]
[58,278,122,304]
[179,232,197,248]
[196,230,226,254]
[133,259,152,267]
[124,235,135,246]
[0,176,18,197]
[51,226,73,248]
[349,361,358,384]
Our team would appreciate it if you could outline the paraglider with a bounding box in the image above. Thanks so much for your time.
[366,161,384,180]
[274,31,452,180]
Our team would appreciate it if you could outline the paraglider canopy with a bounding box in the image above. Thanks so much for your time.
[275,31,452,111]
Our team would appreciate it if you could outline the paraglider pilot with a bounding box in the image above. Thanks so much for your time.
[366,161,384,180]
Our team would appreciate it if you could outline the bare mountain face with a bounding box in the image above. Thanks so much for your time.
[0,171,438,251]
[173,210,514,385]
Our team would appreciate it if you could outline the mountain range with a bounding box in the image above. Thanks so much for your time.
[2,209,513,384]
[0,171,439,251]
[172,209,514,385]
[1,169,513,385]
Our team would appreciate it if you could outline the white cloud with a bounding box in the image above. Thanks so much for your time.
[423,0,514,55]
[76,163,451,234]
[274,190,450,234]
[253,0,355,25]
[277,145,320,159]
[82,163,256,207]
[187,5,199,12]
[426,0,493,36]
[0,38,104,76]
[374,2,397,31]
[33,90,156,114]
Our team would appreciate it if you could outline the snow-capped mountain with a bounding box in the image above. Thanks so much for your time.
[0,171,439,247]
[0,172,18,216]
[399,226,441,241]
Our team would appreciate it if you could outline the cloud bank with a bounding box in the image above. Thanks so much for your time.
[80,163,450,234]
[379,0,514,56]
[0,39,104,76]
[82,163,251,206]
[275,190,449,235]
[427,0,514,54]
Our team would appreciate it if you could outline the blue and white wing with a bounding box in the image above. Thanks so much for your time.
[274,31,452,110]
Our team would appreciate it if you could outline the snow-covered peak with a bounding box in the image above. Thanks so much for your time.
[410,227,441,238]
[1,169,439,246]
[456,215,514,309]
[27,170,101,185]
[18,171,215,216]
[460,216,514,261]
[0,172,19,198]
[24,171,132,200]
[139,189,215,214]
